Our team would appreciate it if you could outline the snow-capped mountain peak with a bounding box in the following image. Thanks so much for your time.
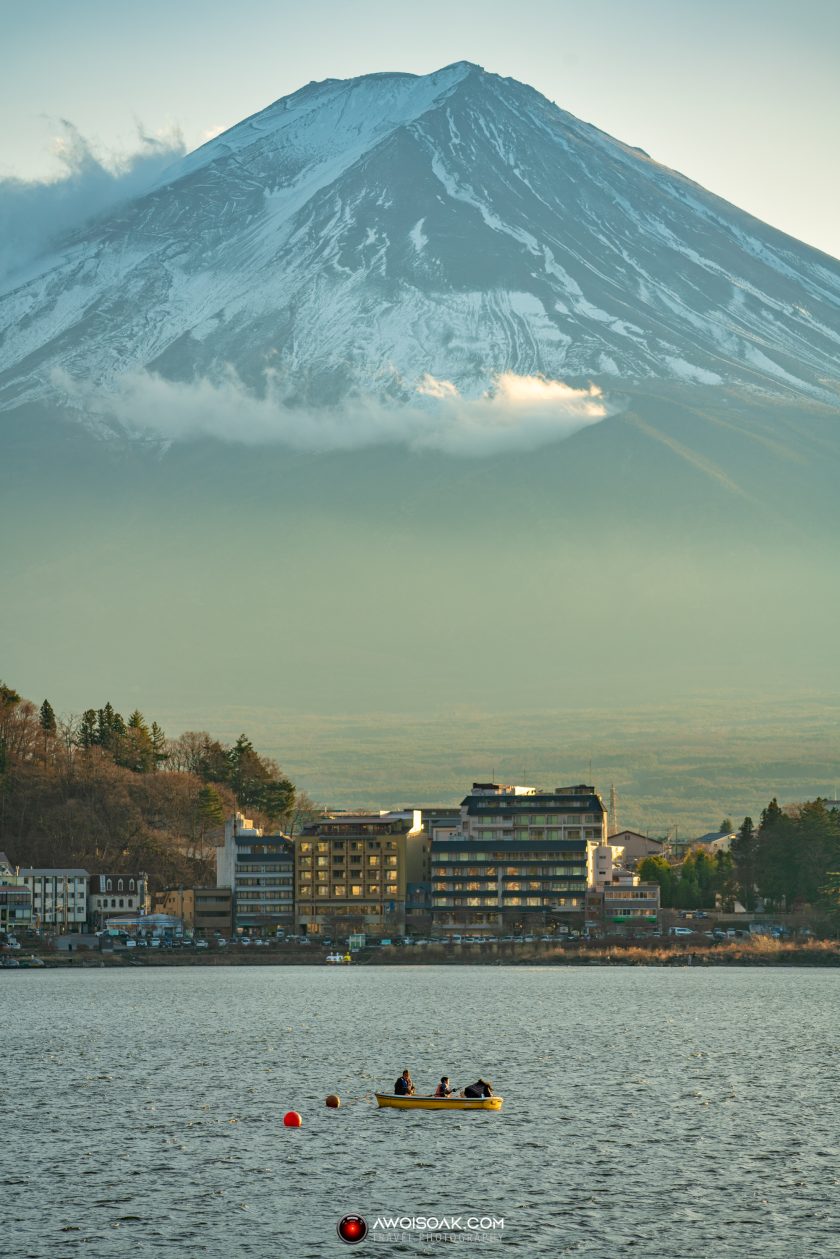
[1,62,839,428]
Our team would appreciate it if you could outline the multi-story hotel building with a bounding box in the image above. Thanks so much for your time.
[216,814,294,934]
[295,810,427,938]
[431,783,608,934]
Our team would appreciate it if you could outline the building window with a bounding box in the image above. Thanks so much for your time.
[350,885,363,897]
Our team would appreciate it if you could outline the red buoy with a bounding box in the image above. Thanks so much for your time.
[283,1110,302,1127]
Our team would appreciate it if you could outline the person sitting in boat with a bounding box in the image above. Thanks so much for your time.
[394,1069,415,1096]
[434,1076,454,1098]
[463,1078,493,1098]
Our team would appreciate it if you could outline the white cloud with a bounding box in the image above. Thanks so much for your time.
[198,124,229,144]
[417,373,459,399]
[55,366,618,457]
[0,121,185,286]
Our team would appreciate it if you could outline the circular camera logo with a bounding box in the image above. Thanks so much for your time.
[337,1214,368,1244]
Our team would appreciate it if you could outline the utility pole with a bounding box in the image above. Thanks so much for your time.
[609,784,620,837]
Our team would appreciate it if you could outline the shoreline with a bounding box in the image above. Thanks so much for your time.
[6,940,839,969]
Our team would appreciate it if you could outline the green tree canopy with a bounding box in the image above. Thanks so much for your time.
[39,700,57,737]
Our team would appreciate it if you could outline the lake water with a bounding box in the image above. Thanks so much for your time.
[2,966,839,1258]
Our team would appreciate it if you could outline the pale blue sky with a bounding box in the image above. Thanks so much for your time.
[1,0,838,257]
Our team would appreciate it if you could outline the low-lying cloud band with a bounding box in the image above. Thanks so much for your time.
[57,367,617,456]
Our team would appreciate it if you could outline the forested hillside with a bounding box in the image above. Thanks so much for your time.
[0,681,309,887]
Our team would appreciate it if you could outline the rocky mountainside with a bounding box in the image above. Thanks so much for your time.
[1,61,839,430]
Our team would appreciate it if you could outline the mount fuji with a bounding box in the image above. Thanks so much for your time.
[1,60,839,435]
[2,62,840,719]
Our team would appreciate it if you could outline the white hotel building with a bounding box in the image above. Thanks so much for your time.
[17,868,89,933]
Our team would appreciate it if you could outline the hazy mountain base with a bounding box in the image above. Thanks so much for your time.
[2,383,838,837]
[145,696,840,837]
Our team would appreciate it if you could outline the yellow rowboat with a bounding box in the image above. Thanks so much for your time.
[375,1093,503,1111]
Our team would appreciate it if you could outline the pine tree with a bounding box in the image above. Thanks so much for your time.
[38,699,57,766]
[259,778,296,826]
[121,710,155,772]
[150,722,167,770]
[760,798,784,830]
[198,784,225,826]
[714,850,736,910]
[78,709,98,749]
[730,816,757,909]
[97,703,115,749]
[38,699,56,737]
[228,733,269,805]
[693,849,717,906]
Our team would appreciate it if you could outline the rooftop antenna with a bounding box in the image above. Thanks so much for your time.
[609,784,620,836]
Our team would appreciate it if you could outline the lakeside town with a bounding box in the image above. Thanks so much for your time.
[2,779,837,968]
[2,682,839,967]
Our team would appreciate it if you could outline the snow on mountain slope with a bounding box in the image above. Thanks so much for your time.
[1,61,839,432]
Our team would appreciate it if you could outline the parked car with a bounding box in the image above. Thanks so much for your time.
[195,940,208,949]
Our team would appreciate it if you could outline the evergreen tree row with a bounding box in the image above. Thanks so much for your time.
[639,798,840,913]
